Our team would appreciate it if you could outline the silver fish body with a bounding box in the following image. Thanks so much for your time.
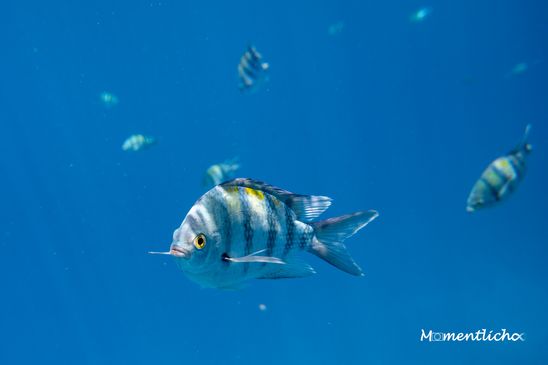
[467,125,532,212]
[162,179,378,289]
[238,45,269,92]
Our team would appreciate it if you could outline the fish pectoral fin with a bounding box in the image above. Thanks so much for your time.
[225,254,285,264]
[257,258,316,279]
[498,180,513,199]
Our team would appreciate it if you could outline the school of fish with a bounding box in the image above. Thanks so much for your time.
[117,39,535,289]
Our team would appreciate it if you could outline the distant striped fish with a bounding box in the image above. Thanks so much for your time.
[122,134,156,152]
[150,178,378,289]
[238,45,269,92]
[466,125,532,212]
[203,158,240,188]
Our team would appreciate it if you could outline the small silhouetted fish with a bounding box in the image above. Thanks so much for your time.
[203,158,240,188]
[122,134,156,152]
[238,45,269,92]
[149,178,378,289]
[466,125,532,212]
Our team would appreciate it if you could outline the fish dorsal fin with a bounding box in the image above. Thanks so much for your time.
[220,178,332,222]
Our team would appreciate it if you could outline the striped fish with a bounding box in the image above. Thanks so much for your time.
[150,178,378,289]
[466,125,532,212]
[238,45,269,92]
[203,158,240,188]
[122,134,156,152]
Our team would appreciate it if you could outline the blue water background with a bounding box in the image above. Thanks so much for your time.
[1,0,547,363]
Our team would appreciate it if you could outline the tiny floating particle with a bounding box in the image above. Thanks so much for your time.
[258,303,267,311]
[122,134,156,152]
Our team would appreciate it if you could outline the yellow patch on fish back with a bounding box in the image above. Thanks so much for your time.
[493,158,516,179]
[499,159,510,168]
[223,187,241,212]
[244,187,264,200]
[245,188,267,220]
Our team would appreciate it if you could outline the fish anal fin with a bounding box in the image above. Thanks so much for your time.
[257,259,316,280]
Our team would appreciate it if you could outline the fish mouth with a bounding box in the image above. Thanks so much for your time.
[169,245,189,258]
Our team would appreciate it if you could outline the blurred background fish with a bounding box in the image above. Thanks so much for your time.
[410,7,432,23]
[100,91,119,108]
[203,158,240,187]
[466,125,532,212]
[505,62,534,78]
[122,134,156,152]
[328,21,344,36]
[238,45,269,92]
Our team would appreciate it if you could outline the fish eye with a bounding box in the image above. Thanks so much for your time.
[194,234,206,249]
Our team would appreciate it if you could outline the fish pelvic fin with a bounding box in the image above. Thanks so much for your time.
[223,249,285,264]
[308,210,379,276]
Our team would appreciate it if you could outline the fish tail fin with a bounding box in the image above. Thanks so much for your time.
[522,124,532,152]
[221,156,242,173]
[308,210,378,276]
[146,136,157,145]
[510,124,533,155]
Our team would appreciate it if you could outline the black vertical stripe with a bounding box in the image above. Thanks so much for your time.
[264,194,277,264]
[299,230,309,250]
[185,214,200,233]
[508,155,525,177]
[480,177,501,201]
[491,164,509,183]
[239,188,253,273]
[491,165,514,197]
[283,204,295,257]
[216,188,232,266]
[265,195,277,255]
